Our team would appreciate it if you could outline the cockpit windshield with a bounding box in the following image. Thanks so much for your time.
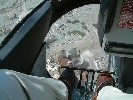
[0,0,44,44]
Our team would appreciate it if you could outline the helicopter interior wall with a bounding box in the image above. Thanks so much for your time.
[97,0,107,46]
[99,0,133,89]
[121,58,133,90]
[97,0,118,46]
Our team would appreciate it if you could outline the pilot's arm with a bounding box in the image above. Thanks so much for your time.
[0,69,68,100]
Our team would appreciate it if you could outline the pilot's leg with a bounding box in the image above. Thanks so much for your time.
[59,68,79,100]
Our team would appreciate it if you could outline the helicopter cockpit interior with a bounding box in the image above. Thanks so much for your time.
[0,0,133,93]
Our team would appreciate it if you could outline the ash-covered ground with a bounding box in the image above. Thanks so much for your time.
[45,4,109,78]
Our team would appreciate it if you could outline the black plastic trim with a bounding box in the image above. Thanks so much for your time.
[104,42,133,55]
[104,0,118,33]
